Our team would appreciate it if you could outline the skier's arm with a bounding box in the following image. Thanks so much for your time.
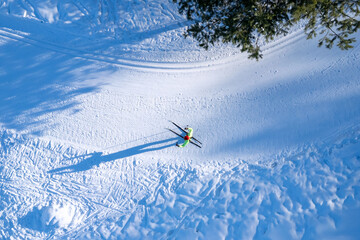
[178,140,190,148]
[187,128,193,138]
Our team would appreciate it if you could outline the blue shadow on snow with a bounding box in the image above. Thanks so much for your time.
[0,23,115,135]
[48,137,178,175]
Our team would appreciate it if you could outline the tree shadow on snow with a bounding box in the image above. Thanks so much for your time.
[48,137,178,175]
[220,55,360,154]
[0,33,115,135]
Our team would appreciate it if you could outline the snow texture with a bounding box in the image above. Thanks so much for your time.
[1,0,360,239]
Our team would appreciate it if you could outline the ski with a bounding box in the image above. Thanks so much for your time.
[170,121,203,145]
[167,128,202,148]
[167,128,183,139]
[170,121,187,134]
[189,140,202,148]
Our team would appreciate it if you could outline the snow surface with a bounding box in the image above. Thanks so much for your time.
[1,0,360,239]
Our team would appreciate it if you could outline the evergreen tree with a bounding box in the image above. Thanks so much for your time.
[173,0,360,60]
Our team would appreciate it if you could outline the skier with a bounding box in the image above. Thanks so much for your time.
[176,127,193,148]
[168,121,202,148]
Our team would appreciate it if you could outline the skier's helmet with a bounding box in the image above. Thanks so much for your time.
[184,135,190,140]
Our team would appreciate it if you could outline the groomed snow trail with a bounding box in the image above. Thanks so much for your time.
[1,0,360,239]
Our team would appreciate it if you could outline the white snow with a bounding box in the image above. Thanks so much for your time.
[1,0,360,239]
[19,200,83,232]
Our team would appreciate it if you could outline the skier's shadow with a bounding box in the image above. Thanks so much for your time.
[48,137,177,175]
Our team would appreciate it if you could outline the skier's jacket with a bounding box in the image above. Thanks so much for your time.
[178,128,193,148]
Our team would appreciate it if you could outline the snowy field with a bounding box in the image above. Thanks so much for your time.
[1,0,360,239]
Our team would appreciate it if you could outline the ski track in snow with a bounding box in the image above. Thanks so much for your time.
[0,23,306,73]
[0,26,230,72]
[0,0,310,72]
[1,0,360,239]
[1,127,360,239]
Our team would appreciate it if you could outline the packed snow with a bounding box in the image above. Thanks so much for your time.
[1,0,360,239]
